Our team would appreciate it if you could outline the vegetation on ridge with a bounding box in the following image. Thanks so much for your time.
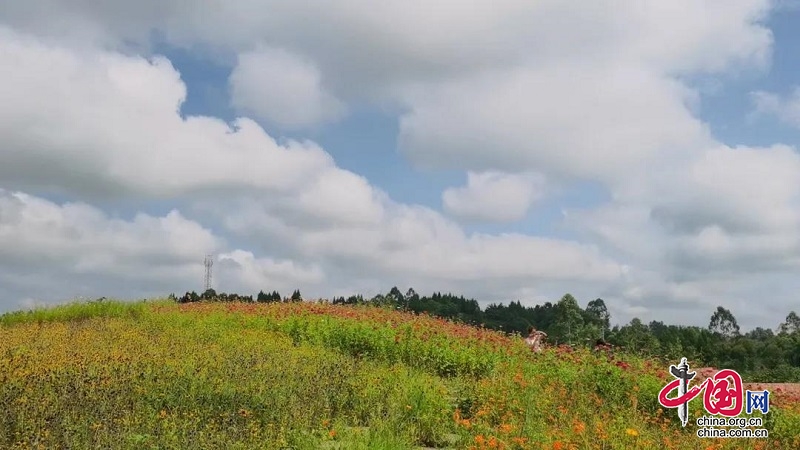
[177,286,800,383]
[1,299,798,449]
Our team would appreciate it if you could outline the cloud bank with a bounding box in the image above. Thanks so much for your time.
[0,1,796,331]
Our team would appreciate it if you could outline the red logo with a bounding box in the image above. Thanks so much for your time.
[659,368,744,417]
[657,358,761,427]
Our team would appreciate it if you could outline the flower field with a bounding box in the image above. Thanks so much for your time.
[1,299,798,449]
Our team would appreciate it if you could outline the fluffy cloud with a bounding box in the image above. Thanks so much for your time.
[398,64,712,182]
[0,190,220,272]
[563,142,800,327]
[0,27,333,199]
[442,171,545,222]
[0,189,330,308]
[751,87,800,127]
[391,1,770,181]
[208,196,625,289]
[0,189,217,306]
[217,250,326,294]
[0,1,797,331]
[0,1,772,95]
[647,144,800,235]
[0,26,624,315]
[229,47,346,128]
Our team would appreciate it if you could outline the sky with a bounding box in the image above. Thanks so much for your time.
[2,0,800,331]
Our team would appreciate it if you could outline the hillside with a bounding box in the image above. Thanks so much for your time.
[180,289,800,385]
[1,299,798,449]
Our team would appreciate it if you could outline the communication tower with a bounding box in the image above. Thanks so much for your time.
[204,255,213,291]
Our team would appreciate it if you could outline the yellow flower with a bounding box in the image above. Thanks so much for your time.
[626,428,639,437]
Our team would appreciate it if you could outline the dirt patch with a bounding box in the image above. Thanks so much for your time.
[692,367,800,403]
[744,383,800,395]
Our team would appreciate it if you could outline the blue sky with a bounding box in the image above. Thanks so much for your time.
[163,5,800,236]
[699,8,800,143]
[2,1,800,331]
[166,43,617,241]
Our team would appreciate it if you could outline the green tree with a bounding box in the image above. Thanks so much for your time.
[709,306,740,338]
[388,286,406,309]
[778,311,800,336]
[552,294,585,345]
[584,298,611,339]
[746,327,774,341]
[610,318,659,354]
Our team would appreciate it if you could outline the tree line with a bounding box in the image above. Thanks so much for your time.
[171,287,800,382]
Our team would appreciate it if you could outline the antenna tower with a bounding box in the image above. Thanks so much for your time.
[204,255,213,291]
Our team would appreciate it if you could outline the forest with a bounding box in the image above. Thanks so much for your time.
[173,287,800,383]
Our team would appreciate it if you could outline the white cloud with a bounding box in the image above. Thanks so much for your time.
[0,27,333,199]
[0,1,798,331]
[0,27,625,314]
[0,1,773,100]
[647,144,800,235]
[563,143,800,328]
[0,190,221,272]
[0,189,329,305]
[217,250,326,294]
[751,87,800,128]
[295,169,386,226]
[0,189,218,302]
[229,47,346,128]
[211,197,625,287]
[388,1,770,184]
[397,64,713,183]
[442,171,545,222]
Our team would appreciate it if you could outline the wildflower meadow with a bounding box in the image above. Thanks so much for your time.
[1,299,798,449]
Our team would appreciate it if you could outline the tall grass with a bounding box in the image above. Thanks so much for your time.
[0,299,797,449]
[0,298,153,327]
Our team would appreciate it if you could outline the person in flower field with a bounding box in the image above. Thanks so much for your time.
[524,327,547,352]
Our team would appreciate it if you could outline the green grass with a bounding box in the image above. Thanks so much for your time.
[0,299,797,449]
[0,298,152,328]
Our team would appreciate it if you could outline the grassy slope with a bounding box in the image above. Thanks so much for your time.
[0,299,797,450]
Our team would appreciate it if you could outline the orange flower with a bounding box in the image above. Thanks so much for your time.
[553,441,564,450]
[475,435,486,445]
[328,429,337,438]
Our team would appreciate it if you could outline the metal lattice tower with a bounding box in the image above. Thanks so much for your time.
[204,255,213,291]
